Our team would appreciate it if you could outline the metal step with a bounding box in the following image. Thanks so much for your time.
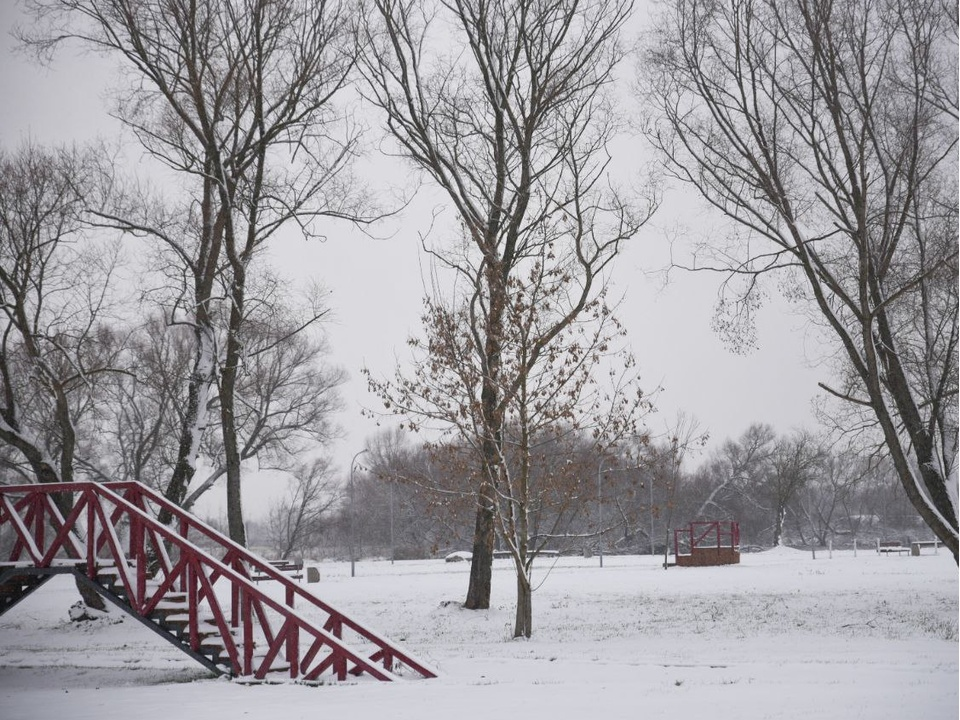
[0,572,52,617]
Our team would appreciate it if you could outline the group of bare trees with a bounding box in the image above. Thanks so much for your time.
[0,144,116,489]
[641,0,958,557]
[681,424,923,549]
[269,422,927,562]
[0,140,347,506]
[2,0,955,637]
[2,0,357,587]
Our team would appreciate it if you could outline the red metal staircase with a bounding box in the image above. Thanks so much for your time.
[0,481,437,683]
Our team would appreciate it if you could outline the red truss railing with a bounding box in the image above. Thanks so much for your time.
[0,481,437,682]
[673,520,740,557]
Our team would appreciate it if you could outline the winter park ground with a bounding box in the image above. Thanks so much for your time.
[0,547,956,720]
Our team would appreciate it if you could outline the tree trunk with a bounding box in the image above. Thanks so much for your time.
[221,292,247,547]
[513,570,532,639]
[773,506,785,547]
[159,322,216,525]
[465,262,506,610]
[0,425,60,485]
[870,305,959,563]
[465,478,496,609]
[160,175,223,526]
[75,578,107,612]
[58,486,108,611]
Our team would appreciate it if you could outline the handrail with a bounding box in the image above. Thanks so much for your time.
[0,481,437,681]
[673,521,740,556]
[100,481,433,673]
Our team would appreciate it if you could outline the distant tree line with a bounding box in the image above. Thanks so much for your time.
[0,152,346,504]
[254,423,927,562]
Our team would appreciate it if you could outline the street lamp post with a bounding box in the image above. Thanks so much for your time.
[597,457,609,568]
[597,453,644,567]
[389,478,395,565]
[349,449,368,578]
[649,473,655,556]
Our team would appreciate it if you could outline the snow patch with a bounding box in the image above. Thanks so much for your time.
[68,601,120,624]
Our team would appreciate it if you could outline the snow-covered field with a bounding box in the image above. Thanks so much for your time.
[1,547,956,720]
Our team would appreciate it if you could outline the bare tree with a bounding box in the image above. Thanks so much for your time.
[75,316,191,491]
[359,0,652,622]
[181,287,346,510]
[643,0,958,559]
[25,0,370,545]
[266,458,340,559]
[642,413,709,563]
[765,432,824,546]
[0,143,121,488]
[794,449,870,546]
[0,141,124,610]
[692,423,776,523]
[363,429,477,559]
[71,289,345,527]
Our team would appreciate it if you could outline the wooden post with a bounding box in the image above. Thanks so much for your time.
[243,590,254,676]
[187,560,198,650]
[86,494,96,579]
[287,624,299,679]
[134,515,145,608]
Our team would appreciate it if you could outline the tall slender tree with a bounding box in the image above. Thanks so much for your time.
[359,0,653,613]
[643,0,958,559]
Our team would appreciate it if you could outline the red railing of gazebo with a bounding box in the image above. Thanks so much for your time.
[674,520,740,557]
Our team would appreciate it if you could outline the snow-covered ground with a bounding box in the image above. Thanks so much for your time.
[1,547,956,720]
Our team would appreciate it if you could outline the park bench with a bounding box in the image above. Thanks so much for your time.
[251,559,304,582]
[910,539,940,556]
[876,540,909,555]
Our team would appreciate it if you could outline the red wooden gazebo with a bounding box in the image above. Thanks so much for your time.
[673,521,740,567]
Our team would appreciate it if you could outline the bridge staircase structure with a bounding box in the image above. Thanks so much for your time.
[0,481,437,683]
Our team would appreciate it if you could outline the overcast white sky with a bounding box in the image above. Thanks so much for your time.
[0,3,832,510]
